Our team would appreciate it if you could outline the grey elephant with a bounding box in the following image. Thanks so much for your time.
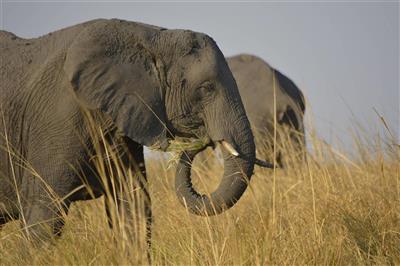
[227,54,306,166]
[0,19,269,246]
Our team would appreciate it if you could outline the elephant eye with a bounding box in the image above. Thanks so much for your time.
[192,82,215,104]
[198,82,214,95]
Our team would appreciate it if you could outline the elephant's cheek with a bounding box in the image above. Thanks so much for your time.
[195,126,208,139]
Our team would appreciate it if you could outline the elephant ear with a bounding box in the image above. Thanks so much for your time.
[63,27,168,148]
[275,69,305,113]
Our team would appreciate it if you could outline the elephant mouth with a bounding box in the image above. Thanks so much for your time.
[163,120,212,152]
[164,120,274,169]
[164,136,211,153]
[166,136,275,169]
[151,120,207,152]
[167,113,208,138]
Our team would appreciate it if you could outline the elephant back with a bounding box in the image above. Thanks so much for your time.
[227,54,285,126]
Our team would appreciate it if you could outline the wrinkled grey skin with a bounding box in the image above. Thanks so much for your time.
[227,54,305,165]
[0,19,255,244]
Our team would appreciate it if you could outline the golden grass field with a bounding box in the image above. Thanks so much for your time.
[0,119,399,265]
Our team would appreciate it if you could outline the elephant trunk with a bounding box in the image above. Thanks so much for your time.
[175,116,255,216]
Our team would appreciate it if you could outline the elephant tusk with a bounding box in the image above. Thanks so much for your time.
[221,141,239,157]
[220,141,275,169]
[255,158,276,169]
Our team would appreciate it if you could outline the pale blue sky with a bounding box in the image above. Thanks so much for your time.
[1,1,398,150]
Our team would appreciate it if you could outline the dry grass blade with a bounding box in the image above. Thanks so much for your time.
[0,110,399,265]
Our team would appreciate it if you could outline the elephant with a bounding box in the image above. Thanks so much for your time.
[226,54,306,166]
[0,19,271,247]
[195,54,306,168]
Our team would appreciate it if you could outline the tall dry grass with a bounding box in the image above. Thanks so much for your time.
[0,115,399,265]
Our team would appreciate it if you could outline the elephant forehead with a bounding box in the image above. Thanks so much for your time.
[185,49,219,84]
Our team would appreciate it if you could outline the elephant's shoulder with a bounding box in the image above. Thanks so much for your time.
[0,31,21,43]
[70,19,160,39]
[34,19,106,44]
[0,31,33,78]
[0,31,29,51]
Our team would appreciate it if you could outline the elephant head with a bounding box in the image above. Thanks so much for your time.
[64,19,256,216]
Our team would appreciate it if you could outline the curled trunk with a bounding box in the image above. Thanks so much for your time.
[175,146,255,216]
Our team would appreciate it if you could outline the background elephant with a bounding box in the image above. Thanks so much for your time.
[0,19,260,246]
[196,54,306,168]
[227,54,306,166]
